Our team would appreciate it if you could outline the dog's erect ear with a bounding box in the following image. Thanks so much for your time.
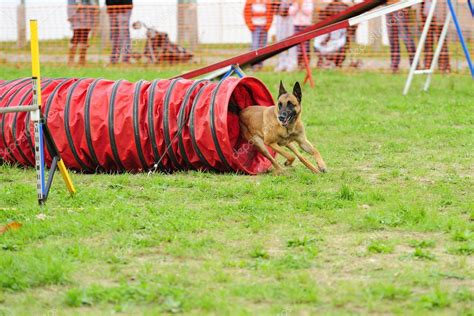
[278,80,287,98]
[293,81,302,103]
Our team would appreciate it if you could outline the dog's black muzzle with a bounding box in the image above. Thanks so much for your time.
[278,111,296,127]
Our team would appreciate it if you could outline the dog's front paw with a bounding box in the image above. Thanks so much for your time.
[318,162,327,173]
[284,157,295,167]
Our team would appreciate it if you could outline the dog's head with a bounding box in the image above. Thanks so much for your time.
[275,81,302,127]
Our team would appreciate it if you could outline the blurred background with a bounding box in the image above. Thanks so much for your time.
[0,0,472,72]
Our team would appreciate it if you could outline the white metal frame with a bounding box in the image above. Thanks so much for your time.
[422,13,451,91]
[403,0,453,94]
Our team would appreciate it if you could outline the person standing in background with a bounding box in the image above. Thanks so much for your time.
[274,0,297,72]
[67,0,98,65]
[385,0,416,73]
[422,0,450,72]
[289,0,314,69]
[106,0,133,64]
[314,0,356,68]
[244,0,274,70]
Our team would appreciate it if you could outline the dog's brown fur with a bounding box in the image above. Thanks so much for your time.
[239,81,327,174]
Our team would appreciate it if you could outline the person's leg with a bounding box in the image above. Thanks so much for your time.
[275,17,285,71]
[317,51,324,68]
[108,11,119,64]
[287,21,297,71]
[434,21,450,71]
[259,27,267,67]
[422,14,434,69]
[116,10,125,63]
[251,27,259,51]
[252,26,265,68]
[69,29,79,65]
[250,27,259,68]
[78,29,90,65]
[386,12,400,72]
[335,47,345,67]
[121,9,132,63]
[399,9,416,66]
[259,27,267,48]
[294,25,305,67]
[281,17,294,70]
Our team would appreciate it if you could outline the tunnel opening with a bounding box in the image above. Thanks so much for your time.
[224,77,275,174]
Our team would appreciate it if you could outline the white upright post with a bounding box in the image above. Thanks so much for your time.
[424,12,451,91]
[403,0,438,95]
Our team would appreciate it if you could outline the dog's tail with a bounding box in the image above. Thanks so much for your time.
[228,100,242,115]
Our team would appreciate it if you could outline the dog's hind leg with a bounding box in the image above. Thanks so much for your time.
[251,136,284,174]
[286,143,320,174]
[269,143,295,167]
[294,136,327,173]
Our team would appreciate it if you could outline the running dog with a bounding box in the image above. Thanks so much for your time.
[239,81,327,174]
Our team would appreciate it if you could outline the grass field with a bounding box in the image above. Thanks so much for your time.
[0,65,473,315]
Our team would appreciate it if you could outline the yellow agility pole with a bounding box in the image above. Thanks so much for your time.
[29,20,76,202]
[30,20,42,107]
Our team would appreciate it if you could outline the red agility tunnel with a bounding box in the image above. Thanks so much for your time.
[0,77,275,174]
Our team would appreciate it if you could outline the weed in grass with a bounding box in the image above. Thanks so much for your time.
[439,199,453,207]
[453,287,474,303]
[1,243,19,251]
[452,230,472,242]
[419,288,452,309]
[64,288,92,307]
[448,242,474,256]
[412,248,436,261]
[367,240,394,254]
[249,246,269,259]
[409,239,436,248]
[287,237,318,248]
[274,254,313,270]
[368,191,386,202]
[364,283,411,301]
[338,184,355,201]
[212,271,231,284]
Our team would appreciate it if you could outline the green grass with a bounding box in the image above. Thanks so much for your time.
[0,65,473,314]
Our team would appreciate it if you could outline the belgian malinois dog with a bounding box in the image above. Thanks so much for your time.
[239,81,327,174]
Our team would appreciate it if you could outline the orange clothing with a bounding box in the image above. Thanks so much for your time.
[244,0,274,32]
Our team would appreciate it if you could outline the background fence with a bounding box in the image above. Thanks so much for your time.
[0,0,472,73]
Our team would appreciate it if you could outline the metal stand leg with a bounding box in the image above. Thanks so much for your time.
[403,0,438,95]
[221,64,245,80]
[424,13,451,91]
[446,0,474,77]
